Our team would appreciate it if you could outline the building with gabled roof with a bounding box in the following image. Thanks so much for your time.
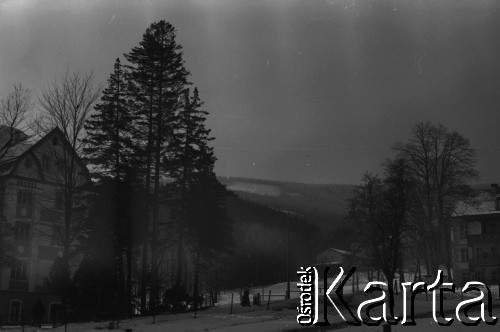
[451,184,500,286]
[0,128,89,325]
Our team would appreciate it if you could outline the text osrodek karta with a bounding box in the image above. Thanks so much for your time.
[297,266,498,327]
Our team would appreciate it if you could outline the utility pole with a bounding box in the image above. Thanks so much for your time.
[269,207,302,301]
[286,214,290,300]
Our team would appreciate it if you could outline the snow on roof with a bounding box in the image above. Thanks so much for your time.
[329,248,353,256]
[453,191,500,217]
[315,261,343,266]
[317,248,355,258]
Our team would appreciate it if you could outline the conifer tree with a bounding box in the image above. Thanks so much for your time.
[168,87,233,298]
[124,20,190,315]
[84,58,135,180]
[168,87,214,289]
[83,59,137,315]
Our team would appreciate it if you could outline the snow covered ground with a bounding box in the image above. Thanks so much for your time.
[5,300,499,332]
[341,320,499,332]
[5,278,500,331]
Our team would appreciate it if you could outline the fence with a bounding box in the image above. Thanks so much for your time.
[216,288,297,314]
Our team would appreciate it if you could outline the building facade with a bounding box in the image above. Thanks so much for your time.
[0,128,88,325]
[452,184,500,286]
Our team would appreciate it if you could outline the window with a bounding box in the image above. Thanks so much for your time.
[460,248,469,263]
[8,300,22,323]
[16,190,34,218]
[14,222,31,241]
[10,260,27,281]
[17,180,36,188]
[49,303,62,323]
[17,190,34,206]
[476,247,483,260]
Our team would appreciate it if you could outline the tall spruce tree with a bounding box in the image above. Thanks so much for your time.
[168,88,214,289]
[83,58,137,315]
[124,20,190,315]
[168,87,233,299]
[84,58,135,180]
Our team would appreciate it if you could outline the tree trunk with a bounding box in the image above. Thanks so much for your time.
[61,190,73,324]
[150,117,162,316]
[117,249,125,312]
[126,243,132,316]
[414,256,420,281]
[400,259,405,283]
[176,234,184,289]
[140,77,155,315]
[193,250,201,313]
[140,243,148,314]
[425,243,431,276]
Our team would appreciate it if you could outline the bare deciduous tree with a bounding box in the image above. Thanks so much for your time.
[0,84,33,160]
[37,71,101,149]
[0,84,32,267]
[394,122,477,279]
[37,70,101,320]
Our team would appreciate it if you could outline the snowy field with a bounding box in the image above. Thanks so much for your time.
[5,306,499,332]
[3,278,499,332]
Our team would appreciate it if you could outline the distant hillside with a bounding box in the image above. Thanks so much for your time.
[218,177,357,287]
[219,177,356,231]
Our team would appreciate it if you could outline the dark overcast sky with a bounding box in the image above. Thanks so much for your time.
[2,0,500,184]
